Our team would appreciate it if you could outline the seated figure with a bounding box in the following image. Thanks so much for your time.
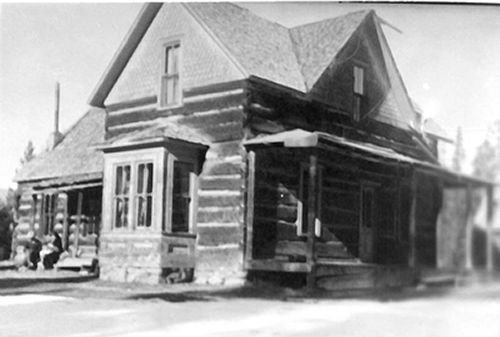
[43,230,63,269]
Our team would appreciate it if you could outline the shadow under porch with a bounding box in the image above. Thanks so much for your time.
[243,137,420,291]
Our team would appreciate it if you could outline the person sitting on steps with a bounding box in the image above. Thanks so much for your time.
[43,230,63,269]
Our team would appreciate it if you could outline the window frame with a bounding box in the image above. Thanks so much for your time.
[163,153,199,235]
[111,160,156,231]
[159,40,182,109]
[352,64,366,122]
[112,162,132,231]
[135,161,154,230]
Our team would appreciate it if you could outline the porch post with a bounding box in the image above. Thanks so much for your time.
[244,150,256,266]
[306,154,317,290]
[486,185,494,272]
[465,183,473,271]
[74,190,83,258]
[408,173,417,269]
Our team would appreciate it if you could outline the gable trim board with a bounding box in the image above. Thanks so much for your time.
[89,3,163,107]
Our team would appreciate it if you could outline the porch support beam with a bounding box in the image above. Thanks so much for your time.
[408,172,417,269]
[74,190,83,258]
[486,185,494,272]
[465,183,474,271]
[244,150,256,265]
[306,154,318,291]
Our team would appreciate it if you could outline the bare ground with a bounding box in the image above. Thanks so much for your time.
[0,278,500,337]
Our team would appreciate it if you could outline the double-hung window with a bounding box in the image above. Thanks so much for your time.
[353,65,365,121]
[160,43,181,107]
[113,163,156,230]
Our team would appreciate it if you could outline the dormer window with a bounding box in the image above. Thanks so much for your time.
[160,42,181,107]
[353,65,365,121]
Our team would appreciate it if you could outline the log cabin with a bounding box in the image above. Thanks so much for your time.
[13,3,497,289]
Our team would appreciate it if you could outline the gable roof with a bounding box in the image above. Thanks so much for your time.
[14,108,105,184]
[88,3,375,107]
[290,10,371,90]
[185,2,306,92]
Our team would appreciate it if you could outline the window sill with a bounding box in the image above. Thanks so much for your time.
[162,232,196,239]
[157,102,183,112]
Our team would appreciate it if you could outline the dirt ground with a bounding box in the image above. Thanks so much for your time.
[1,280,499,337]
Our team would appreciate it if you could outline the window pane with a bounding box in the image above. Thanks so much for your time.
[166,44,179,74]
[137,196,145,227]
[115,166,123,195]
[123,197,129,228]
[146,163,153,193]
[354,66,364,95]
[353,96,361,121]
[172,162,193,233]
[115,198,123,228]
[146,196,152,227]
[166,78,175,105]
[137,164,144,194]
[123,166,131,194]
[164,47,172,74]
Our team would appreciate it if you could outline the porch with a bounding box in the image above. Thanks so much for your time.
[243,130,495,290]
[28,181,102,271]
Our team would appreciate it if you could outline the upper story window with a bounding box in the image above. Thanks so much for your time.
[353,65,365,121]
[160,43,181,107]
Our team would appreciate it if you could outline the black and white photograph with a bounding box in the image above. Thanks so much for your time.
[0,1,499,336]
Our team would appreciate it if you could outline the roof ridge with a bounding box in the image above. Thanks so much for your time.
[287,28,308,91]
[290,9,372,31]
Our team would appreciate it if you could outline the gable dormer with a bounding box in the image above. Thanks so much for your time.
[291,11,419,133]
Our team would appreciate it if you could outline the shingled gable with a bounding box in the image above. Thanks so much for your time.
[88,3,383,107]
[290,10,372,91]
[14,108,105,184]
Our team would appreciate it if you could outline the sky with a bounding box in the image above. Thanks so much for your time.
[1,2,499,189]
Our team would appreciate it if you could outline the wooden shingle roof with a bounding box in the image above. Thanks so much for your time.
[185,2,306,92]
[89,3,374,107]
[290,10,371,90]
[101,118,210,150]
[15,108,105,184]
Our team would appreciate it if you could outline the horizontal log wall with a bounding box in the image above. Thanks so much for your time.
[104,81,248,284]
[247,78,431,162]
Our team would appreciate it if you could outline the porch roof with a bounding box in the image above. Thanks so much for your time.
[244,129,493,188]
